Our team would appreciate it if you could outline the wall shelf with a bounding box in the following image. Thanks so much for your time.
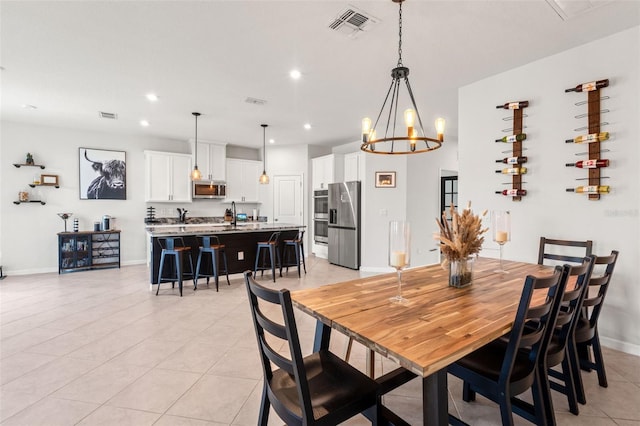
[13,200,46,205]
[13,163,45,169]
[29,183,59,188]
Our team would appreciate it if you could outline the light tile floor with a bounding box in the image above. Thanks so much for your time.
[1,257,638,425]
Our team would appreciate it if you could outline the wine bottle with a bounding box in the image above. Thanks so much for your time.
[495,156,528,164]
[565,79,609,93]
[495,133,527,143]
[495,167,527,175]
[495,189,527,196]
[566,185,610,194]
[495,101,529,110]
[565,132,609,144]
[565,159,609,168]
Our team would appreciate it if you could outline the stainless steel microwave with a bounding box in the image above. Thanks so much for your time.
[193,181,226,199]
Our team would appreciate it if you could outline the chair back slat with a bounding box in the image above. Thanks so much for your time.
[538,237,593,265]
[268,232,281,244]
[582,251,618,329]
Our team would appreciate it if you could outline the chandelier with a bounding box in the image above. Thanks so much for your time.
[361,0,445,155]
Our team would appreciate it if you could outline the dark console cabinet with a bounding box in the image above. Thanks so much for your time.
[58,231,120,273]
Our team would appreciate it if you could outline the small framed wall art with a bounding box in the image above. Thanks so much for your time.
[41,174,59,186]
[375,171,396,188]
[79,148,126,200]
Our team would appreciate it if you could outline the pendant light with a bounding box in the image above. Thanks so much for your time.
[191,112,202,180]
[259,124,269,184]
[361,0,445,155]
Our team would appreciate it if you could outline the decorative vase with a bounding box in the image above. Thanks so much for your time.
[449,257,475,288]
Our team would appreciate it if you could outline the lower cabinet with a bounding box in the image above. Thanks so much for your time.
[58,231,121,273]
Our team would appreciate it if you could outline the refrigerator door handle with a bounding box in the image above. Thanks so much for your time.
[329,209,337,224]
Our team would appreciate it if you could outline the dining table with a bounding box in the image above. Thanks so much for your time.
[290,257,553,426]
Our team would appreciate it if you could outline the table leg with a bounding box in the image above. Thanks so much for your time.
[312,320,331,352]
[422,369,448,426]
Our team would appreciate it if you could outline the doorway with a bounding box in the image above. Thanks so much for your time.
[273,175,303,225]
[440,173,458,225]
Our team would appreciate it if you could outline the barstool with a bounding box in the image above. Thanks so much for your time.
[280,230,306,278]
[254,231,282,282]
[156,237,194,297]
[195,235,230,292]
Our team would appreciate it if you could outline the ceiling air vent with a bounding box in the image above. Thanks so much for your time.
[98,111,118,120]
[328,6,378,38]
[245,97,267,106]
[545,0,613,21]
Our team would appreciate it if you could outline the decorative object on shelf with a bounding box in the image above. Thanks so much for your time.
[26,153,34,165]
[435,202,488,288]
[491,210,511,274]
[495,99,528,201]
[57,213,73,232]
[565,78,609,200]
[360,0,445,155]
[259,124,269,184]
[375,171,396,188]
[191,112,202,181]
[145,206,159,224]
[388,220,410,303]
[73,218,79,232]
[79,148,126,200]
[41,174,59,186]
[19,191,29,202]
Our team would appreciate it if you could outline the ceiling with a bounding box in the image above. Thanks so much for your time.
[2,1,639,149]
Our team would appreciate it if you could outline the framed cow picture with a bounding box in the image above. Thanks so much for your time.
[79,148,126,200]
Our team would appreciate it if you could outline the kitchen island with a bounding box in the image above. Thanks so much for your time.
[146,222,303,284]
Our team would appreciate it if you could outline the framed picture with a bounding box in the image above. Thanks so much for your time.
[79,148,126,200]
[41,174,59,186]
[375,171,396,188]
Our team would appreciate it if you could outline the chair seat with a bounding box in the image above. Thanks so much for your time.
[170,246,191,252]
[270,350,379,421]
[574,317,595,341]
[202,244,225,250]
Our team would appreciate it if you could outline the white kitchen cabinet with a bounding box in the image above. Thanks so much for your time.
[192,139,226,181]
[343,151,363,182]
[312,154,343,189]
[225,158,261,202]
[144,151,192,202]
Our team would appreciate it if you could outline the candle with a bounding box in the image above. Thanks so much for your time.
[390,251,407,268]
[495,231,509,243]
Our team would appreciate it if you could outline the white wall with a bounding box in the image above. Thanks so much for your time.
[1,121,188,274]
[459,27,640,354]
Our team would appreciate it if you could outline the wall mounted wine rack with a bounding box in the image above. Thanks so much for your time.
[494,100,529,201]
[564,78,610,200]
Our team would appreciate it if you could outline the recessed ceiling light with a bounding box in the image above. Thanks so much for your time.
[146,93,158,102]
[21,104,37,110]
[304,123,312,130]
[140,120,150,127]
[269,139,275,144]
[290,69,302,80]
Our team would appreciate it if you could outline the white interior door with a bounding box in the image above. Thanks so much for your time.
[273,175,303,225]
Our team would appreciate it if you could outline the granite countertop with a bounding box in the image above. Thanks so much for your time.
[146,222,304,237]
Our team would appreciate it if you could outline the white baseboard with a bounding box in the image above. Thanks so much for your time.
[4,259,147,276]
[600,336,640,357]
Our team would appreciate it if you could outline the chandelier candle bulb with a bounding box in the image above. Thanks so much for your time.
[565,79,609,93]
[495,133,526,143]
[362,117,372,142]
[496,167,527,175]
[496,101,529,110]
[565,159,610,168]
[565,132,609,144]
[435,118,446,142]
[566,185,610,194]
[496,156,527,164]
[496,189,527,196]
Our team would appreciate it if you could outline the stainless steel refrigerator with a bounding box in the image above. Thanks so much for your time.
[328,181,360,269]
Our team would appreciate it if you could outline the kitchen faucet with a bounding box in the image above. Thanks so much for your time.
[231,201,236,226]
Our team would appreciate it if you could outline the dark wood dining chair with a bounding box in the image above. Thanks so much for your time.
[572,250,619,403]
[243,271,381,425]
[448,265,570,426]
[543,256,594,421]
[538,237,593,265]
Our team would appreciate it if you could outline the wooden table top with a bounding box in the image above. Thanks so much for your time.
[291,257,553,377]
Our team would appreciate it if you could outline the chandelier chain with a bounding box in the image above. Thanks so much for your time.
[397,1,403,67]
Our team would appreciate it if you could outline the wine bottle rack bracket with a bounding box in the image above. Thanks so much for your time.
[495,100,528,201]
[565,78,609,200]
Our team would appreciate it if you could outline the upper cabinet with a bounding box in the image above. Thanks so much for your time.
[225,158,261,203]
[312,154,343,189]
[343,152,363,182]
[191,139,227,181]
[145,151,192,202]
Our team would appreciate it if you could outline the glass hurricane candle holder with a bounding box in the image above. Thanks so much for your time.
[389,221,411,304]
[57,213,73,232]
[491,210,511,273]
